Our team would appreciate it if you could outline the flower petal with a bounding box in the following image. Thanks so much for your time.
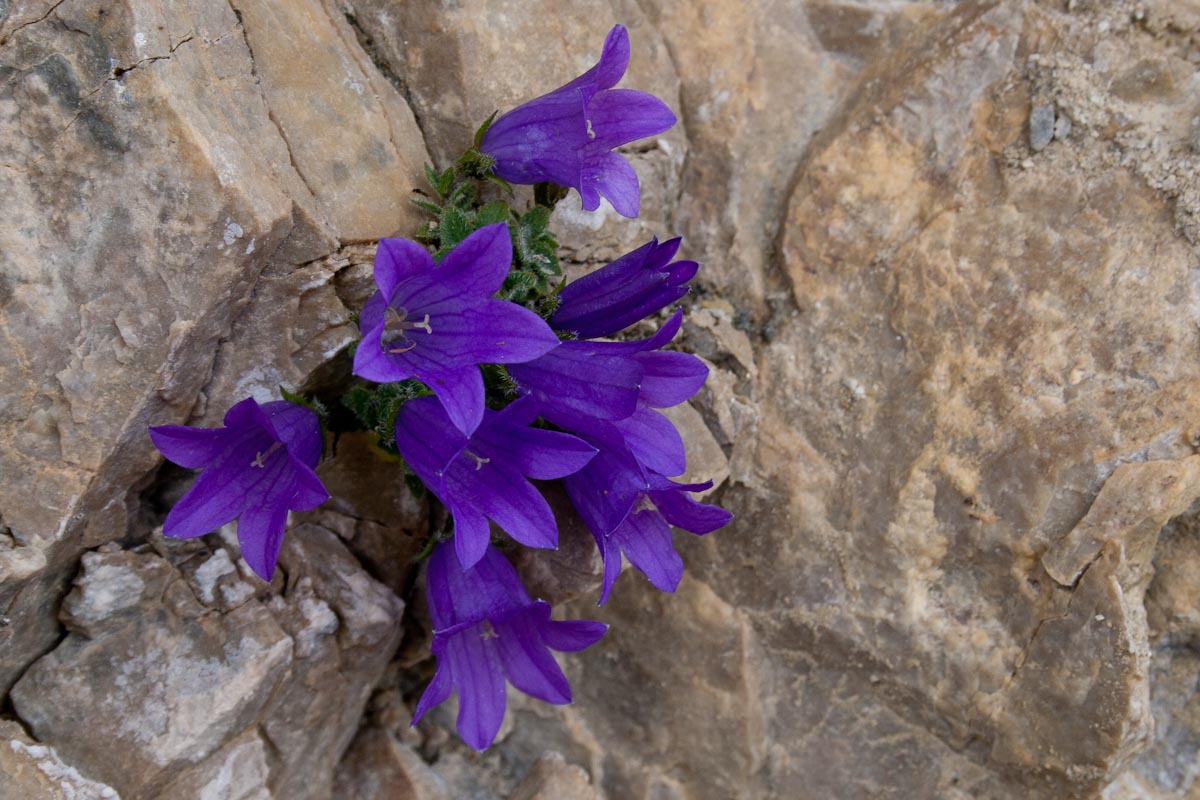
[613,406,686,477]
[473,413,596,480]
[263,401,323,467]
[422,366,486,436]
[495,604,572,704]
[445,629,506,751]
[540,617,608,652]
[581,151,640,217]
[412,660,452,725]
[400,223,513,308]
[449,501,492,570]
[447,462,558,551]
[595,528,623,606]
[550,238,694,338]
[635,351,708,408]
[148,425,227,469]
[508,342,642,425]
[585,89,676,150]
[563,24,630,92]
[287,457,329,511]
[395,396,470,492]
[352,319,417,384]
[650,483,732,535]
[236,501,290,581]
[562,428,646,537]
[613,509,683,594]
[161,438,280,539]
[375,238,435,298]
[407,300,560,369]
[357,291,387,339]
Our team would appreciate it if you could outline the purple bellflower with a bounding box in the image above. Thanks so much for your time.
[395,395,597,569]
[596,472,731,604]
[412,542,607,750]
[508,308,707,478]
[478,24,676,218]
[149,398,329,581]
[550,237,698,338]
[567,435,732,604]
[537,309,728,603]
[352,223,560,435]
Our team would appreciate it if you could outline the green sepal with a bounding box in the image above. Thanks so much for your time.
[473,110,499,148]
[484,174,514,196]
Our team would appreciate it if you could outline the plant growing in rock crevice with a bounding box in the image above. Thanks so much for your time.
[149,24,730,751]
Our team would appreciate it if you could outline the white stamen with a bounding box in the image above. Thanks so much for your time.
[250,441,283,469]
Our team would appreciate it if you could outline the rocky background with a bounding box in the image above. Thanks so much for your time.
[3,0,1200,797]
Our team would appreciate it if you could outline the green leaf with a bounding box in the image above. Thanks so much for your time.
[477,200,510,226]
[437,205,474,258]
[411,196,443,217]
[341,380,431,451]
[435,166,456,198]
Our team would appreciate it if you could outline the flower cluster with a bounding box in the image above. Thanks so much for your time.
[149,24,730,751]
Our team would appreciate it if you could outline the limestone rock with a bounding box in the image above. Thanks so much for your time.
[510,752,602,800]
[0,720,120,800]
[6,0,1200,798]
[9,524,402,800]
[333,726,451,800]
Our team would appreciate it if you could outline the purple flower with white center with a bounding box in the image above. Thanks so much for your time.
[412,542,607,750]
[395,395,597,569]
[352,223,561,435]
[148,398,329,581]
[478,24,676,218]
[550,237,698,338]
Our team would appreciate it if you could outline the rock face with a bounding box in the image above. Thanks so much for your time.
[4,0,1200,798]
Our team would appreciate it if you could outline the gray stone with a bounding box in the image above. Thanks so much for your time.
[1030,103,1056,151]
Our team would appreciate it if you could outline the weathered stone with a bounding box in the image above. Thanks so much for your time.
[6,0,1200,797]
[10,547,293,798]
[299,431,429,595]
[257,523,405,799]
[510,751,602,800]
[333,726,451,800]
[159,730,272,800]
[0,719,119,799]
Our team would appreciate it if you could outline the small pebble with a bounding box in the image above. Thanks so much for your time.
[1030,104,1055,151]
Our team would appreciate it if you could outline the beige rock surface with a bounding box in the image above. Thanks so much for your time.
[4,0,1200,798]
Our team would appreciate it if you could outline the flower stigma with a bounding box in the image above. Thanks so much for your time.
[381,305,433,354]
[250,441,283,469]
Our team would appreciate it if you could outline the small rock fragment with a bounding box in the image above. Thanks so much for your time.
[1030,103,1056,151]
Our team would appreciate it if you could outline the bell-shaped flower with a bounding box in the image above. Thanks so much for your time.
[550,237,698,338]
[478,24,676,218]
[395,395,596,569]
[352,223,560,435]
[511,308,707,478]
[563,434,731,605]
[412,542,607,750]
[505,339,644,431]
[148,398,329,580]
